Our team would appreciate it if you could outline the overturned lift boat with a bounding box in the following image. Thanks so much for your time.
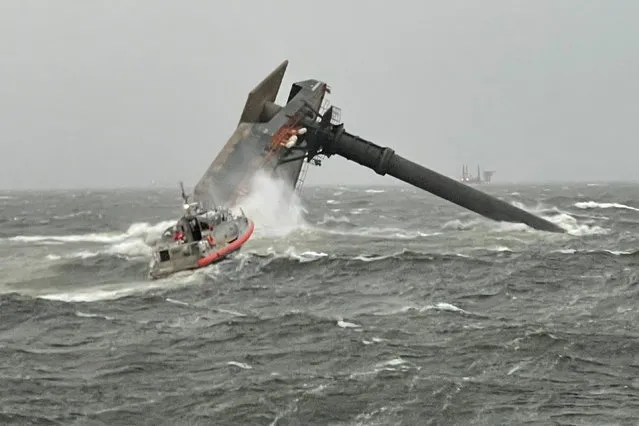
[148,184,255,280]
[191,60,565,234]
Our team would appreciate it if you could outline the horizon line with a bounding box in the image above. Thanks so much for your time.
[1,179,638,192]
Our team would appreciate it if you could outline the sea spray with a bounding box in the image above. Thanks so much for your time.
[232,170,308,238]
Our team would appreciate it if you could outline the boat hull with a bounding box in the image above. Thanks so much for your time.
[148,217,254,280]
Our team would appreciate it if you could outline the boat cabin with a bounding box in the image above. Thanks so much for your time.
[174,215,205,243]
[170,209,232,243]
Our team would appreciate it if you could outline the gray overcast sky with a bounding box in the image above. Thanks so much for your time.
[1,0,638,189]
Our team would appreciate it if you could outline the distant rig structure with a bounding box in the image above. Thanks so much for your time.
[459,164,495,184]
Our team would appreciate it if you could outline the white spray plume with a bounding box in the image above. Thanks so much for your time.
[233,170,308,238]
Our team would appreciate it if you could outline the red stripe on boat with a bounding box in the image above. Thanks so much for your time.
[196,219,255,267]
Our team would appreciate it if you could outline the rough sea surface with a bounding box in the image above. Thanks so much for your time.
[2,178,639,425]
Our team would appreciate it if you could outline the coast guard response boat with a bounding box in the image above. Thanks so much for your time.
[148,183,254,280]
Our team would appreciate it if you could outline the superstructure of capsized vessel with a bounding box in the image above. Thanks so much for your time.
[191,60,564,234]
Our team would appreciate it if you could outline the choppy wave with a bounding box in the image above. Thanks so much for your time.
[27,246,491,303]
[6,220,174,245]
[506,201,610,236]
[574,200,639,212]
[553,248,638,256]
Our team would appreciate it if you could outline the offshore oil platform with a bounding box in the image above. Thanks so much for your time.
[192,60,564,234]
[460,165,495,184]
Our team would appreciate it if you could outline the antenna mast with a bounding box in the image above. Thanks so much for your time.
[179,181,189,204]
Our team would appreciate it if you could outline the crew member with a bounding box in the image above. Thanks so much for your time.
[173,226,185,242]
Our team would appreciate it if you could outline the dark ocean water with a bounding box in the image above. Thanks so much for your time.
[2,179,639,425]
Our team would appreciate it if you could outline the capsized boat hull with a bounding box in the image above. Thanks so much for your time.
[148,215,255,280]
